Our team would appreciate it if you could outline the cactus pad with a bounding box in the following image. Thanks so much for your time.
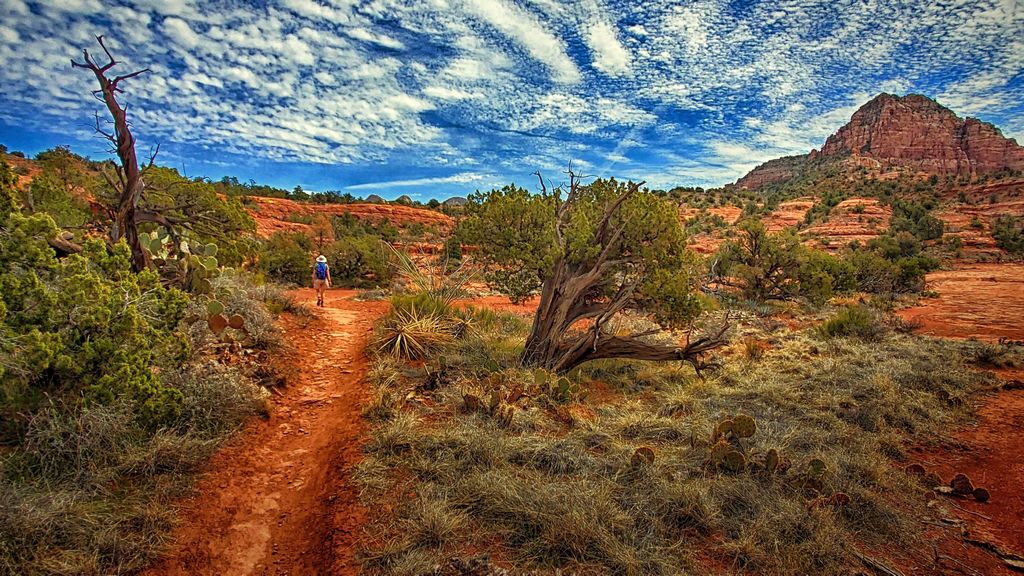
[972,487,990,502]
[631,446,656,466]
[732,414,757,438]
[208,313,228,334]
[922,472,943,489]
[208,300,225,315]
[765,448,780,473]
[463,393,481,411]
[904,463,926,477]
[716,418,735,437]
[710,440,732,464]
[829,492,851,507]
[807,458,827,479]
[507,384,524,404]
[950,473,974,495]
[228,314,245,330]
[722,450,746,473]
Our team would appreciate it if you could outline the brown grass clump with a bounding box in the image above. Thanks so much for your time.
[355,306,991,575]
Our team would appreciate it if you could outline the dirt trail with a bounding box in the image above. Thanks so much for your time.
[145,289,388,576]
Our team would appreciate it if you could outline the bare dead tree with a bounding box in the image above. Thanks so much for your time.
[520,168,729,374]
[71,35,153,272]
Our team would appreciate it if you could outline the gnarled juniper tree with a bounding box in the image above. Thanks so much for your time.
[462,169,728,374]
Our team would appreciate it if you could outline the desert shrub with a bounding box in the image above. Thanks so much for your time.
[0,158,271,574]
[257,231,313,285]
[332,212,400,243]
[992,216,1024,255]
[373,304,455,360]
[285,212,314,224]
[716,218,852,304]
[443,236,462,264]
[845,238,938,294]
[0,215,190,436]
[817,305,884,340]
[324,235,394,287]
[889,199,944,241]
[24,172,91,230]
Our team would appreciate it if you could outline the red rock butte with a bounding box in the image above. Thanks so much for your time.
[736,93,1024,189]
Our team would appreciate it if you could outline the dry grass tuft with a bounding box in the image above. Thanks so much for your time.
[355,303,994,575]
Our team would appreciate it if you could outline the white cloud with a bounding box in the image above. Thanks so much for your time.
[0,0,1022,191]
[345,172,490,190]
[162,17,200,50]
[586,19,631,76]
[423,85,479,100]
[463,0,581,84]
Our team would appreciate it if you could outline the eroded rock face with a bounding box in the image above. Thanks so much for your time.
[735,93,1024,190]
[247,196,452,237]
[819,93,1024,176]
[735,154,809,190]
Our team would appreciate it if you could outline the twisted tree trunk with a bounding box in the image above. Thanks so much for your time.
[519,172,728,374]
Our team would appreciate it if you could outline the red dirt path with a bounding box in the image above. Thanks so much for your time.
[144,289,388,576]
[900,371,1024,575]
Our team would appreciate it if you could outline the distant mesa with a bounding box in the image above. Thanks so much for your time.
[735,93,1024,190]
[442,196,468,207]
[394,194,414,205]
[365,194,387,204]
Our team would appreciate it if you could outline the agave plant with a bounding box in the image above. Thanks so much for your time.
[374,304,455,360]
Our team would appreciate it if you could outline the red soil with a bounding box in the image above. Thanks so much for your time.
[898,264,1024,341]
[246,196,452,238]
[144,289,388,576]
[901,370,1024,575]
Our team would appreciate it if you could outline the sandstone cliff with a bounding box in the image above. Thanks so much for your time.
[736,93,1024,189]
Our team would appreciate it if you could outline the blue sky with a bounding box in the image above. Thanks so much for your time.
[0,0,1022,200]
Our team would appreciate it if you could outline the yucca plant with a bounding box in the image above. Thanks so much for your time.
[386,242,475,310]
[374,304,455,360]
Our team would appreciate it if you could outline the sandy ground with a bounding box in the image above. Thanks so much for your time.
[898,263,1024,341]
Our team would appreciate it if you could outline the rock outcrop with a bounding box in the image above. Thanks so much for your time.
[734,154,809,190]
[820,93,1024,176]
[736,93,1024,189]
[247,196,452,237]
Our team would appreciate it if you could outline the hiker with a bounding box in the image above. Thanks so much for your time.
[312,254,331,306]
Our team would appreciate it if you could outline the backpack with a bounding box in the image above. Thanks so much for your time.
[315,261,328,279]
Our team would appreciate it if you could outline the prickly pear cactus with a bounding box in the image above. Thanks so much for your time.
[140,231,223,295]
[631,446,656,466]
[732,414,757,438]
[765,448,780,474]
[950,473,974,495]
[722,450,746,473]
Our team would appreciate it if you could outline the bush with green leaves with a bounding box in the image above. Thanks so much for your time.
[888,198,944,241]
[845,234,938,293]
[257,231,314,285]
[992,215,1024,255]
[331,212,399,243]
[324,235,395,287]
[715,218,852,304]
[0,162,189,439]
[817,305,883,340]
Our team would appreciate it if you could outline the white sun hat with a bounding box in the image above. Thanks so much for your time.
[316,255,327,263]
